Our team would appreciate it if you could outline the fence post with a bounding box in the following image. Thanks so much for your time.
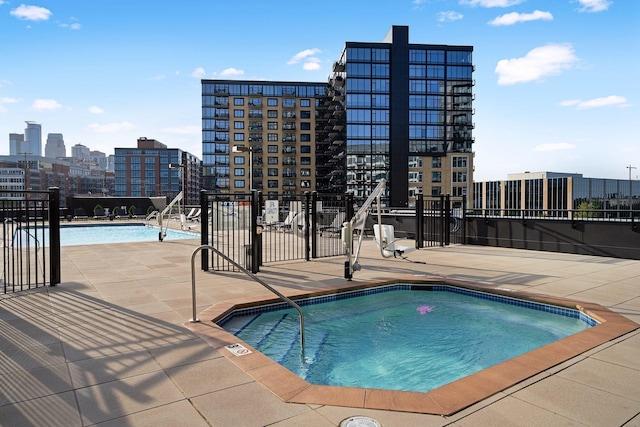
[462,195,467,244]
[250,189,260,273]
[439,194,445,247]
[311,191,318,259]
[444,194,451,246]
[416,193,424,249]
[200,190,209,271]
[258,191,263,266]
[304,191,310,261]
[48,187,61,286]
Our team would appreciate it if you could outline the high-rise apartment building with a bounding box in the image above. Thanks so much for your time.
[45,133,67,158]
[201,26,475,206]
[201,80,328,198]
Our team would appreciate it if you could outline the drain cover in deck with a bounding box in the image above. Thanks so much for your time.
[340,416,382,427]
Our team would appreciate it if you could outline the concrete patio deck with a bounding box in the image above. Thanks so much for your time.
[1,235,639,426]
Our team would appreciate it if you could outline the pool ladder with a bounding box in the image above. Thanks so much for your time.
[189,245,305,353]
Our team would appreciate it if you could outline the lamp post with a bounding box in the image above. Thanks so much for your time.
[169,162,185,216]
[232,145,253,193]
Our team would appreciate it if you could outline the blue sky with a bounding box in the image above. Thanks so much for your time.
[0,0,638,181]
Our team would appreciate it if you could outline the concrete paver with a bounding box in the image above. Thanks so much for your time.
[0,235,639,426]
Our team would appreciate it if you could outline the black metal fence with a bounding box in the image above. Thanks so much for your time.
[415,193,466,247]
[199,190,352,273]
[1,188,61,293]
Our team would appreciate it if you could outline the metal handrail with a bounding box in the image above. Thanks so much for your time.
[189,244,305,351]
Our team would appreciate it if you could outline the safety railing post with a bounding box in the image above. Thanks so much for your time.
[200,190,209,271]
[311,191,318,259]
[444,194,451,246]
[250,189,260,273]
[48,187,61,286]
[304,191,310,261]
[416,193,424,249]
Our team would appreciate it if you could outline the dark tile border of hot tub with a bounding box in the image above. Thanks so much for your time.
[184,276,639,416]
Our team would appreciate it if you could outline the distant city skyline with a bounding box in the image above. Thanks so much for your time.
[1,0,638,181]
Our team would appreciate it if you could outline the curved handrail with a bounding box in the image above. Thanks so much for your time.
[190,244,305,351]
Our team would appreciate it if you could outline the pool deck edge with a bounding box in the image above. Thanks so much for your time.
[184,276,640,416]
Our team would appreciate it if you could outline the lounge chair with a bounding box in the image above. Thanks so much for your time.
[319,211,346,236]
[73,208,88,221]
[274,211,298,232]
[373,224,416,258]
[188,208,201,222]
[93,209,109,220]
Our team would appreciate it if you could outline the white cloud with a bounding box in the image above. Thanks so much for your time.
[88,106,104,114]
[288,48,321,64]
[0,97,19,103]
[10,5,52,21]
[0,105,7,113]
[495,43,579,85]
[534,142,577,152]
[302,58,322,71]
[560,95,629,110]
[33,99,62,111]
[489,10,553,26]
[438,11,464,22]
[149,74,166,81]
[460,0,526,7]
[59,22,81,30]
[191,67,206,78]
[576,0,612,13]
[218,67,244,77]
[87,122,135,133]
[162,125,200,135]
[288,48,322,72]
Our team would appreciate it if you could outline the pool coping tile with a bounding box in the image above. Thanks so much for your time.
[184,276,640,416]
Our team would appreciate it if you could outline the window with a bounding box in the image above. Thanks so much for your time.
[234,179,245,188]
[267,133,278,142]
[233,157,245,165]
[432,157,441,168]
[453,172,467,183]
[268,168,278,176]
[233,133,244,141]
[233,121,244,129]
[301,169,311,176]
[248,98,262,107]
[267,98,278,106]
[234,168,245,176]
[453,156,468,168]
[267,122,278,130]
[300,99,311,107]
[300,111,311,119]
[233,109,244,118]
[300,145,311,153]
[301,157,311,165]
[268,157,278,165]
[300,134,311,142]
[268,180,278,188]
[233,98,244,106]
[267,145,278,153]
[431,186,441,196]
[432,171,442,183]
[267,110,278,118]
[282,99,295,108]
[300,122,311,130]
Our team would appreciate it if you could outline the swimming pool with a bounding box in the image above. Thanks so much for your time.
[14,223,199,246]
[220,284,596,393]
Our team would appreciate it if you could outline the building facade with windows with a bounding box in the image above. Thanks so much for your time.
[201,26,474,206]
[201,81,329,198]
[473,171,640,216]
[114,137,201,204]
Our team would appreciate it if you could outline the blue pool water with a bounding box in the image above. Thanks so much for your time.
[221,285,595,393]
[14,224,199,246]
